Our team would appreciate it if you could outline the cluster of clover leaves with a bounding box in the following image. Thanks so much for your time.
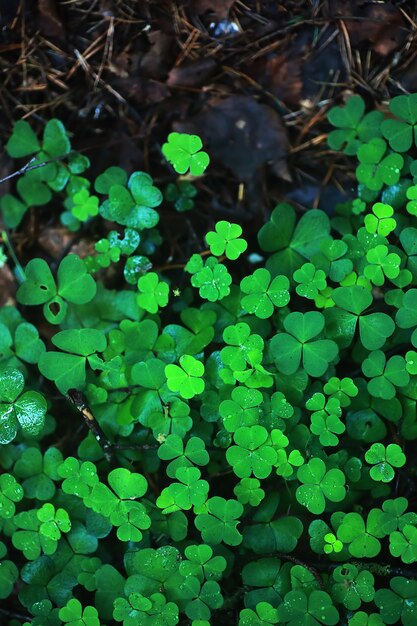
[2,95,417,626]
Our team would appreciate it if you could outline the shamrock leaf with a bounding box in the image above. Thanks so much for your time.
[325,285,395,349]
[364,202,397,237]
[0,367,47,444]
[390,525,417,564]
[296,458,346,514]
[362,350,409,400]
[278,590,339,625]
[190,256,232,302]
[226,425,278,479]
[165,355,205,399]
[293,262,327,299]
[240,268,290,318]
[162,132,210,176]
[258,203,330,278]
[17,254,97,324]
[38,328,107,393]
[206,221,247,260]
[59,598,100,626]
[137,272,169,313]
[381,93,417,151]
[0,473,24,519]
[270,311,338,377]
[327,95,384,155]
[356,138,403,191]
[195,497,243,546]
[365,443,406,482]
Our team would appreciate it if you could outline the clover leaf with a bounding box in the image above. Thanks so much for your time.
[240,268,290,318]
[327,95,383,155]
[382,93,417,152]
[325,285,395,349]
[156,466,209,513]
[337,512,382,558]
[296,458,346,514]
[17,254,97,324]
[37,502,71,541]
[206,221,247,260]
[364,244,401,286]
[0,472,24,519]
[113,592,179,626]
[389,525,417,564]
[258,203,330,278]
[38,328,107,393]
[137,272,169,313]
[277,590,339,625]
[375,576,417,625]
[195,497,243,546]
[362,350,409,400]
[356,138,403,191]
[365,443,406,482]
[331,564,375,610]
[293,262,327,299]
[14,447,63,500]
[0,367,47,444]
[59,598,100,626]
[190,256,232,302]
[270,311,338,377]
[364,202,397,237]
[165,355,205,399]
[162,132,209,176]
[226,425,277,479]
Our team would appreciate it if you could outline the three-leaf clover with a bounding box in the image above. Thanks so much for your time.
[165,355,205,399]
[240,268,290,318]
[296,458,346,514]
[38,328,107,393]
[17,254,97,324]
[270,311,338,377]
[293,262,327,299]
[327,95,384,155]
[195,497,243,546]
[364,202,397,237]
[0,367,47,444]
[364,245,401,286]
[226,426,277,479]
[381,93,417,152]
[365,443,406,482]
[0,473,24,519]
[390,525,417,564]
[37,502,71,541]
[162,132,210,176]
[362,350,409,400]
[137,272,169,313]
[278,590,339,625]
[59,598,100,626]
[206,221,247,260]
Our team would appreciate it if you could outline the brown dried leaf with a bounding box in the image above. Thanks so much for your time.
[167,58,217,88]
[174,95,289,181]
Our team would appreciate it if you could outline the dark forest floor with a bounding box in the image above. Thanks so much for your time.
[1,0,417,301]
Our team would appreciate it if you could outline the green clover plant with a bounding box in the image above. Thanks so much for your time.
[2,99,417,625]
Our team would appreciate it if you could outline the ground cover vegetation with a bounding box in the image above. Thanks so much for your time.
[1,83,417,626]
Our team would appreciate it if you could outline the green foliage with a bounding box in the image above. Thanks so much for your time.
[2,101,417,624]
[162,132,210,176]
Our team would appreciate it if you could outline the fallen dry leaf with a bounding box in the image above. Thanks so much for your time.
[174,95,289,181]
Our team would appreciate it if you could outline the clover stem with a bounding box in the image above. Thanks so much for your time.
[0,229,26,283]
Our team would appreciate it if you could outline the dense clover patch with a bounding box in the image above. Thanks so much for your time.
[2,96,417,625]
